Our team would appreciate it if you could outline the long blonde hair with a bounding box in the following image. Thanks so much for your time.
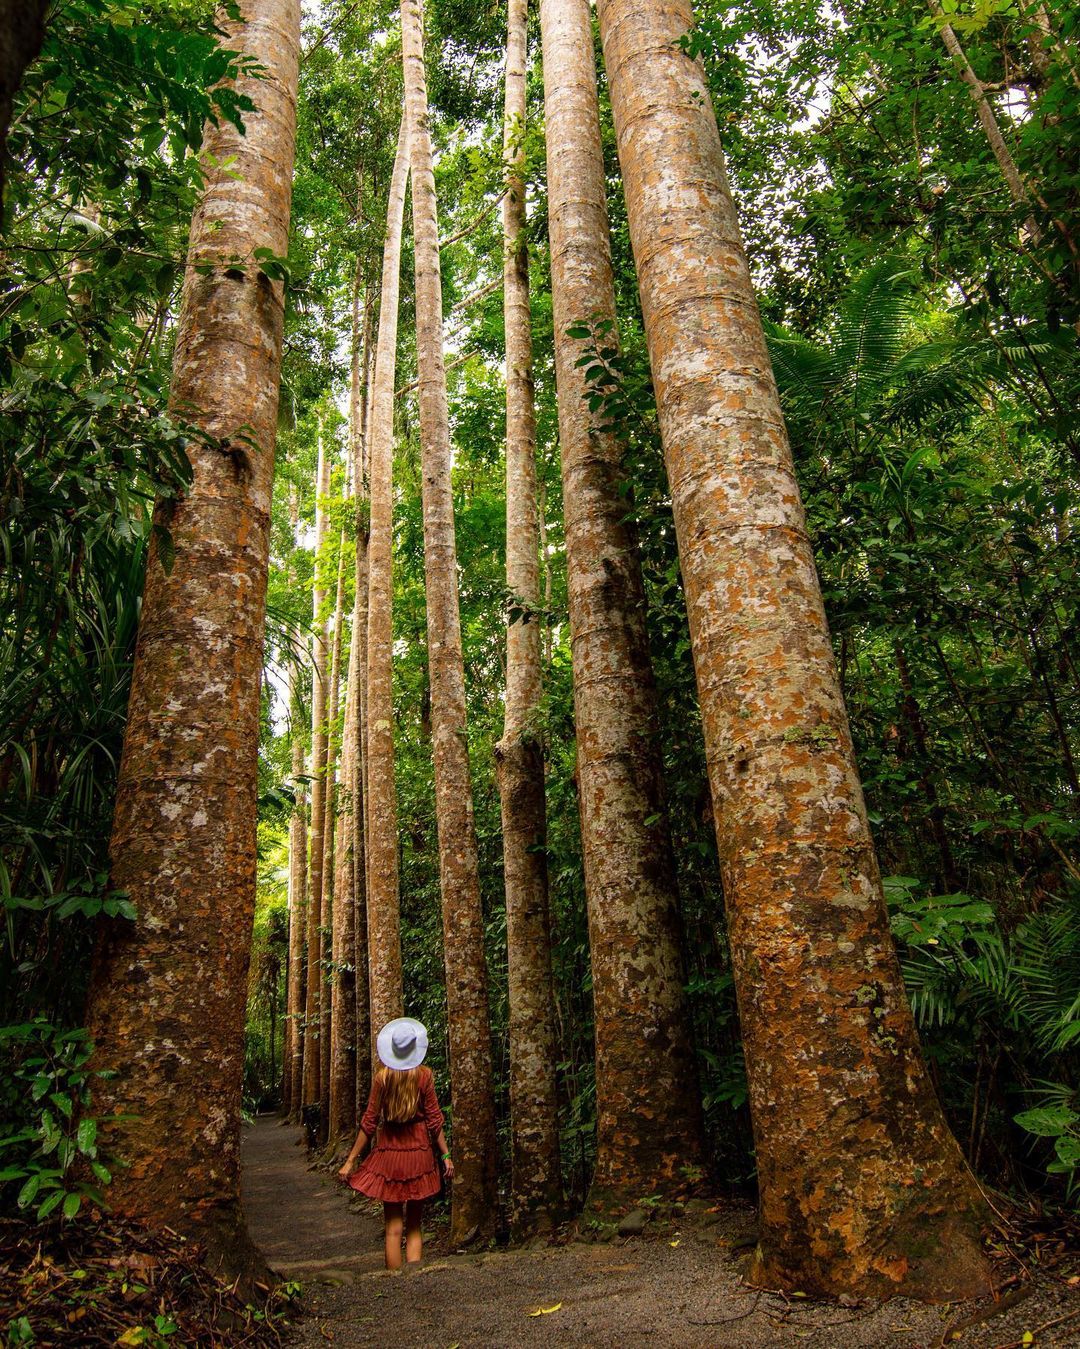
[378,1065,423,1123]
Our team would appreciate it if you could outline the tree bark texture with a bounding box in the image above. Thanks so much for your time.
[302,435,331,1112]
[0,0,48,209]
[365,113,409,1068]
[81,0,300,1273]
[401,0,498,1243]
[496,0,562,1233]
[539,0,705,1209]
[595,0,989,1300]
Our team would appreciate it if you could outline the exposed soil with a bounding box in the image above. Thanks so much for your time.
[241,1116,1080,1348]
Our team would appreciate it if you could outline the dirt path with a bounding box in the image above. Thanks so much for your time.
[241,1117,1079,1348]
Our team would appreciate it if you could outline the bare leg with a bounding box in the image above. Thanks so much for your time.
[405,1200,424,1264]
[384,1202,404,1269]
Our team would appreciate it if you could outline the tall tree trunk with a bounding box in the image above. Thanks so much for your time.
[401,0,498,1243]
[353,284,376,1120]
[496,0,562,1234]
[81,0,300,1277]
[329,260,373,1143]
[302,434,331,1115]
[0,0,48,210]
[365,113,409,1065]
[286,722,308,1120]
[538,0,704,1210]
[320,536,346,1142]
[284,479,308,1122]
[595,0,988,1300]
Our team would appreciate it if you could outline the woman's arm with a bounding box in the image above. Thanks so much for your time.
[337,1127,369,1181]
[422,1070,454,1179]
[434,1125,454,1180]
[337,1073,383,1181]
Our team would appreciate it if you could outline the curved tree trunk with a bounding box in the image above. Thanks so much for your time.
[401,0,498,1243]
[302,435,331,1114]
[82,0,300,1277]
[539,0,704,1211]
[496,0,562,1234]
[595,0,989,1300]
[365,113,409,1066]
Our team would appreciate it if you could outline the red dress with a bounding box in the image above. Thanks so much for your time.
[349,1067,445,1203]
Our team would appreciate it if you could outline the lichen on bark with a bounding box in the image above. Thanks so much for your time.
[81,0,301,1280]
[595,0,989,1300]
[539,0,705,1212]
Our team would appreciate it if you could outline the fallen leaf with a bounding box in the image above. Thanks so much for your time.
[669,1240,680,1248]
[527,1302,563,1317]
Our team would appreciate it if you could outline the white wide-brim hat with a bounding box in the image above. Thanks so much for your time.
[376,1017,429,1071]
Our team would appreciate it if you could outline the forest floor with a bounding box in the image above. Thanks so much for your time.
[241,1116,1080,1349]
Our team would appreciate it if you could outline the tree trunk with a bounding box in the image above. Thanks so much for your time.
[0,0,48,210]
[354,284,376,1121]
[284,477,308,1122]
[321,534,346,1142]
[365,114,409,1066]
[286,722,308,1120]
[81,0,300,1278]
[595,0,989,1300]
[329,259,374,1144]
[928,2,1035,220]
[302,434,331,1115]
[539,0,704,1210]
[496,0,562,1234]
[401,0,498,1243]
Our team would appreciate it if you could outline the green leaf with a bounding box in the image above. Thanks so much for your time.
[1014,1106,1079,1138]
[77,1117,98,1156]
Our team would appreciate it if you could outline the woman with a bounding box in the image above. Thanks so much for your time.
[337,1017,454,1269]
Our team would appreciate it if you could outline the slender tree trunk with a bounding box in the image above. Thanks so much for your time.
[329,259,374,1144]
[284,477,308,1121]
[366,113,409,1065]
[320,536,346,1141]
[401,0,498,1243]
[353,287,376,1121]
[302,435,331,1115]
[595,0,989,1299]
[496,0,562,1234]
[539,0,704,1210]
[0,0,48,210]
[286,723,308,1120]
[928,2,1034,217]
[331,605,360,1141]
[82,0,300,1277]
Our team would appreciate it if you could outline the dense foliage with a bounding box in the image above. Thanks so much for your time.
[3,0,1078,1235]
